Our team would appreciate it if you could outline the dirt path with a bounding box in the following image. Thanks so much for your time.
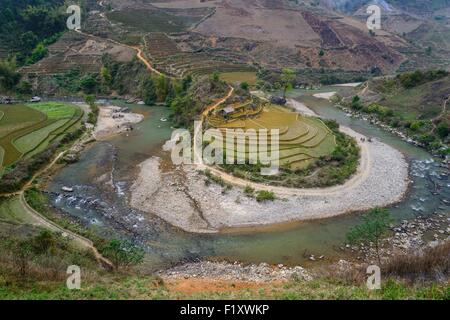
[18,192,113,269]
[0,131,113,268]
[201,86,235,119]
[74,29,164,77]
[79,2,168,78]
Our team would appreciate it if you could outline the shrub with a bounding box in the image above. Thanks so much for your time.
[101,239,145,271]
[244,185,255,197]
[437,122,449,138]
[383,242,450,282]
[256,190,276,202]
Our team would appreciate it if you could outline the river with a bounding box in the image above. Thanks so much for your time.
[47,90,450,270]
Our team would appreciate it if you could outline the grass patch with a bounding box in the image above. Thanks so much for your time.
[27,102,76,120]
[0,104,46,138]
[14,119,68,154]
[220,72,258,86]
[255,190,276,202]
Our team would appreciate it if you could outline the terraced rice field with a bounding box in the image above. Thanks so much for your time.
[0,102,82,169]
[107,8,208,33]
[144,33,254,78]
[209,104,336,170]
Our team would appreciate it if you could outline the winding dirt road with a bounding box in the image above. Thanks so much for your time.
[202,86,235,119]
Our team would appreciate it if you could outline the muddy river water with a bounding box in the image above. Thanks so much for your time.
[48,92,450,270]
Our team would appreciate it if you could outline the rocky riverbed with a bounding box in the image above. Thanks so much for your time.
[343,214,450,263]
[158,261,312,282]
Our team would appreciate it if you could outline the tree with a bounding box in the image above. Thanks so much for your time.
[240,82,249,91]
[347,208,393,264]
[17,80,32,95]
[79,74,98,94]
[5,238,34,277]
[26,42,48,65]
[212,71,220,83]
[100,66,112,88]
[0,59,20,91]
[140,76,157,105]
[280,68,295,99]
[102,239,145,270]
[437,122,449,138]
[155,75,171,102]
[351,95,363,110]
[31,230,58,255]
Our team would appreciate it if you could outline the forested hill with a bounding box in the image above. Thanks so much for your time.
[0,0,66,64]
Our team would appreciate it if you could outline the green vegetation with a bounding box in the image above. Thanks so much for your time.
[140,76,157,105]
[0,253,447,299]
[14,119,69,154]
[85,95,98,125]
[0,230,98,282]
[27,102,76,119]
[352,70,450,153]
[0,58,20,91]
[170,75,228,127]
[347,208,393,264]
[0,102,82,169]
[256,190,276,202]
[220,72,258,86]
[280,68,296,99]
[0,0,66,65]
[397,70,448,89]
[102,239,145,271]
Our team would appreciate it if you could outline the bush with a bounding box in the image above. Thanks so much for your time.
[383,242,450,282]
[140,76,157,105]
[437,122,449,138]
[256,190,276,202]
[101,239,145,271]
[244,185,255,197]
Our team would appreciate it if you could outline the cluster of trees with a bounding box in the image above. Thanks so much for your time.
[0,229,145,280]
[165,73,227,128]
[84,94,98,125]
[0,230,71,278]
[0,142,60,193]
[347,94,449,153]
[0,58,21,92]
[397,70,449,89]
[0,0,66,65]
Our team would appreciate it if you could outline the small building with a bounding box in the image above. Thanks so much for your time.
[219,106,236,117]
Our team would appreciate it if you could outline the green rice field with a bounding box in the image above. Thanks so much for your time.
[0,102,83,169]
